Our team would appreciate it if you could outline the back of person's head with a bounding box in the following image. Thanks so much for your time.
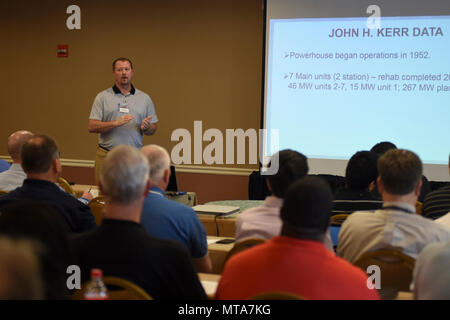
[100,145,150,204]
[378,149,422,195]
[267,149,308,198]
[345,151,378,190]
[7,130,33,162]
[413,241,450,299]
[0,201,72,299]
[370,141,397,156]
[0,236,44,300]
[21,134,59,174]
[141,144,170,185]
[280,176,333,240]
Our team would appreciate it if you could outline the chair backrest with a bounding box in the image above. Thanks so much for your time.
[416,201,423,215]
[353,249,416,297]
[222,238,266,269]
[249,291,305,300]
[0,190,8,195]
[88,196,105,226]
[330,214,350,226]
[72,276,152,300]
[57,177,76,196]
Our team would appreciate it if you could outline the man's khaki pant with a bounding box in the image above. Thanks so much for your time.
[95,146,109,184]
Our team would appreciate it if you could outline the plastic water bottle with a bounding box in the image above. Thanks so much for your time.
[84,269,109,300]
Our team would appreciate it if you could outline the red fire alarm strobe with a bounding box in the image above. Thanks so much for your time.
[57,45,69,57]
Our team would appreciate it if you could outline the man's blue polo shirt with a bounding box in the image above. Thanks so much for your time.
[141,186,208,259]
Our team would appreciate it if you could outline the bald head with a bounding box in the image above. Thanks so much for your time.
[141,145,171,186]
[7,130,33,163]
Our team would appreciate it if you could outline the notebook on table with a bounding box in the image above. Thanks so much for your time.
[192,205,240,216]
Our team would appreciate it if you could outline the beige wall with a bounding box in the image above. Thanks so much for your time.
[0,0,263,171]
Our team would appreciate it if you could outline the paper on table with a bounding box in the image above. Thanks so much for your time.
[201,280,218,296]
[207,238,218,245]
[90,189,99,198]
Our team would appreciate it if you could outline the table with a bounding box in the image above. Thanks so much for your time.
[73,185,197,207]
[395,291,413,300]
[198,273,221,299]
[207,236,235,274]
[166,191,197,207]
[197,200,264,237]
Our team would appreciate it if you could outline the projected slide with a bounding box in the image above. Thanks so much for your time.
[265,16,450,164]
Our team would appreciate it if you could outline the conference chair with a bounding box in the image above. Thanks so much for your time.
[57,177,76,196]
[353,249,416,299]
[330,214,350,226]
[416,201,423,215]
[72,276,152,300]
[222,238,266,269]
[88,196,105,226]
[249,291,305,300]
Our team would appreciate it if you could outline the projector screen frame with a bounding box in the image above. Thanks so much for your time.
[260,0,450,181]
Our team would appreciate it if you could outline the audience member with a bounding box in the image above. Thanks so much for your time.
[0,159,10,173]
[0,134,96,233]
[236,150,334,249]
[333,151,383,214]
[235,150,308,241]
[140,145,211,273]
[0,236,44,300]
[423,154,450,220]
[71,145,207,300]
[370,141,431,202]
[412,241,450,299]
[0,201,74,299]
[370,141,397,155]
[0,130,33,191]
[338,149,450,263]
[216,177,379,300]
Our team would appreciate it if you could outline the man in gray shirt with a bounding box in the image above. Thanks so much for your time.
[88,57,158,182]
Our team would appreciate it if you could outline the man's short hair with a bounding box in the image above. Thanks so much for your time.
[267,149,308,198]
[21,134,59,174]
[280,176,333,235]
[100,145,149,204]
[378,149,423,195]
[142,145,170,184]
[112,57,133,71]
[370,141,397,156]
[7,130,33,161]
[345,151,378,189]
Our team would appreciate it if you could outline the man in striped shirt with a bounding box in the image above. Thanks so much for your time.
[423,154,450,220]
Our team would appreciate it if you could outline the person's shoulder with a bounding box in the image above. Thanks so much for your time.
[340,210,381,233]
[345,210,379,221]
[68,228,97,251]
[414,212,450,230]
[143,233,192,259]
[148,194,196,215]
[166,198,195,214]
[94,88,114,99]
[134,88,150,98]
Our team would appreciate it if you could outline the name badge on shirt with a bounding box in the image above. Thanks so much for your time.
[118,102,129,113]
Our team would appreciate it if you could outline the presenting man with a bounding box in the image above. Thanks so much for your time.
[88,57,158,182]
